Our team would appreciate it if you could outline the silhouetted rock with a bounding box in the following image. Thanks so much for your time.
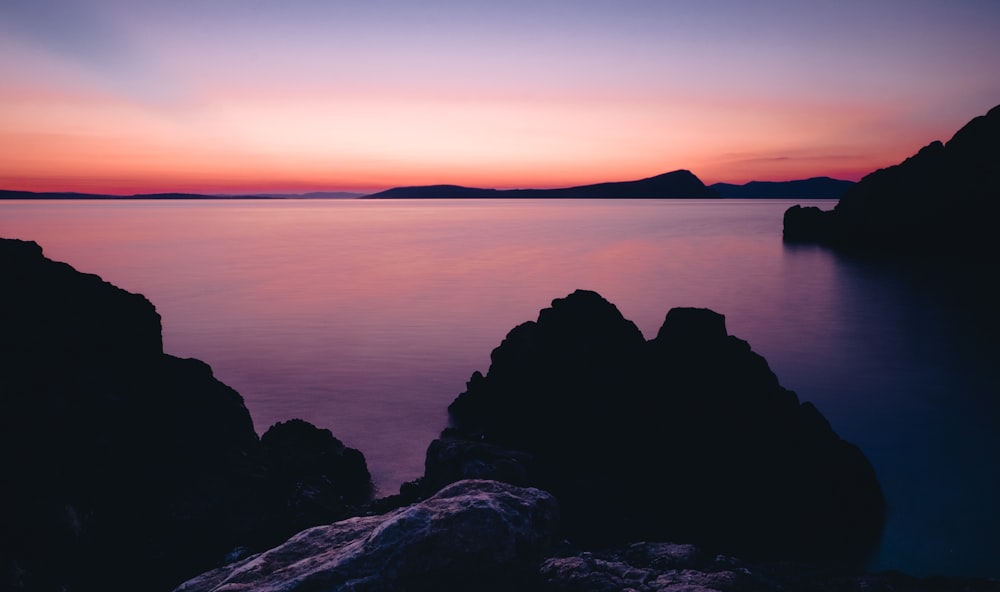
[365,169,719,199]
[0,238,372,592]
[260,419,374,539]
[711,176,854,198]
[783,203,837,242]
[783,104,1000,255]
[421,431,537,493]
[174,479,560,592]
[430,290,885,564]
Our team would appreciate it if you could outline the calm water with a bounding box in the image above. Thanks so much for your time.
[2,199,997,578]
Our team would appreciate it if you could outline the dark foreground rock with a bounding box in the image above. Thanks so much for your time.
[542,542,1000,592]
[174,479,560,592]
[783,104,1000,255]
[420,290,885,564]
[0,238,372,592]
[175,478,999,592]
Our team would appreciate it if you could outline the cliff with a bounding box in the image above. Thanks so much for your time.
[783,104,1000,255]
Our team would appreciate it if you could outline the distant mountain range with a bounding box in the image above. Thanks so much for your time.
[1,174,853,201]
[709,177,853,199]
[364,169,717,199]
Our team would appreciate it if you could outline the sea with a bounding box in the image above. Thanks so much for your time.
[1,198,997,578]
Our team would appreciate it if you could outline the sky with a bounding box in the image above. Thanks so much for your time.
[1,0,998,194]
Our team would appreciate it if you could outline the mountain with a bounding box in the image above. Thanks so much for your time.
[364,169,719,199]
[783,104,1000,255]
[710,177,854,199]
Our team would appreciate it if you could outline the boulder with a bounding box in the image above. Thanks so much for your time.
[429,290,886,563]
[260,419,374,541]
[174,479,560,592]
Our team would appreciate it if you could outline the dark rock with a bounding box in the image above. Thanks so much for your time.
[420,429,537,493]
[783,204,837,242]
[429,290,886,564]
[260,419,374,540]
[540,542,1000,592]
[0,238,372,592]
[782,104,1000,256]
[174,479,560,592]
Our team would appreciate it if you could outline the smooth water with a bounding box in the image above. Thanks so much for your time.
[2,199,997,578]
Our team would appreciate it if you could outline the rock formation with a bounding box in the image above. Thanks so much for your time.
[175,481,998,592]
[783,104,1000,255]
[260,419,374,541]
[0,238,372,592]
[420,290,886,564]
[541,542,1000,592]
[174,479,560,592]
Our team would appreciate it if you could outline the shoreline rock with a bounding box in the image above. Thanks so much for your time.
[0,238,373,592]
[174,479,560,592]
[418,290,886,564]
[782,104,1000,256]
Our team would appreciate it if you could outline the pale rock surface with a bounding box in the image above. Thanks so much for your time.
[174,479,559,592]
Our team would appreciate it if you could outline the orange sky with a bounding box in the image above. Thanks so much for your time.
[1,1,998,194]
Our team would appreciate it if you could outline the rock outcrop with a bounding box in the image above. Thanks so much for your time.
[783,104,1000,255]
[174,479,560,592]
[0,238,372,592]
[175,485,998,592]
[419,290,885,564]
[260,419,374,541]
[541,542,1000,592]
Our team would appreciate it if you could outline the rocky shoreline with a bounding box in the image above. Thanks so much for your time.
[3,237,998,592]
[783,104,999,257]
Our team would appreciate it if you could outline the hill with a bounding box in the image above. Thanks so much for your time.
[364,169,719,199]
[711,177,853,198]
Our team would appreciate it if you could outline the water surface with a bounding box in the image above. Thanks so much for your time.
[2,198,997,578]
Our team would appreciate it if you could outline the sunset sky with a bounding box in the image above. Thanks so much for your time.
[2,0,998,194]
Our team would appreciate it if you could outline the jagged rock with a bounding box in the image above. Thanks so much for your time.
[260,419,374,540]
[420,432,536,493]
[0,238,372,592]
[430,290,885,564]
[173,479,560,592]
[541,542,1000,592]
[783,104,1000,255]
